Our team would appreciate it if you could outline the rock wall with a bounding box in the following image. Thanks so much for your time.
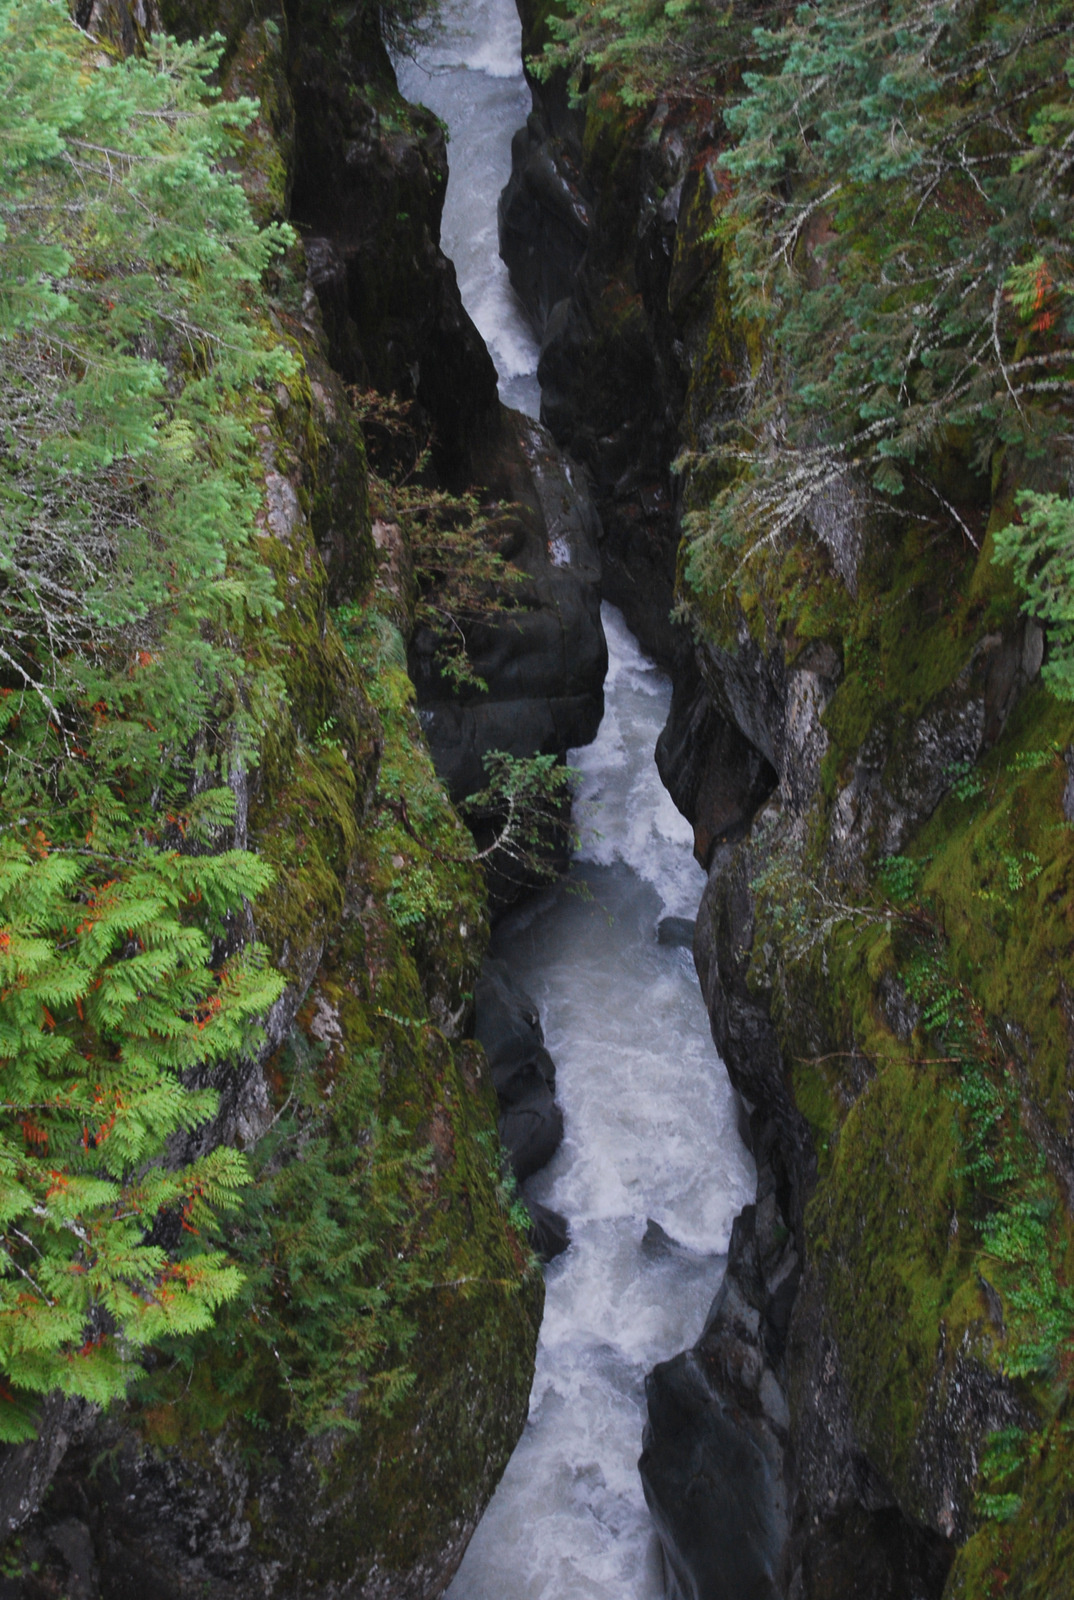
[502,16,1074,1598]
[499,21,693,666]
[412,409,606,804]
[0,4,556,1595]
[276,0,608,819]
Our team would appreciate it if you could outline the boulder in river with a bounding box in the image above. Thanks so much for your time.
[527,1201,570,1263]
[476,957,565,1186]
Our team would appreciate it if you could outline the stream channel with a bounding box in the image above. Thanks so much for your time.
[397,13,756,1596]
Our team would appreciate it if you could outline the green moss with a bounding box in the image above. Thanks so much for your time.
[915,688,1074,1149]
[129,457,533,1589]
[945,1395,1074,1600]
[790,1058,840,1171]
[338,606,489,1014]
[810,1056,975,1503]
[220,16,296,224]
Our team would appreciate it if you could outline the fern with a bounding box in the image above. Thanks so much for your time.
[993,492,1074,700]
[0,0,294,1435]
[0,835,284,1438]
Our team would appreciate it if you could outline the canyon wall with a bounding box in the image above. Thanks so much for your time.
[4,2,1071,1596]
[502,12,1074,1596]
[0,1,595,1592]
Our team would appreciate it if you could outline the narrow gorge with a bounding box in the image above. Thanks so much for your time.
[0,0,1072,1598]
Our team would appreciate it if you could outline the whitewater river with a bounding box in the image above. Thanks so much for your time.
[398,12,756,1596]
[396,2,541,417]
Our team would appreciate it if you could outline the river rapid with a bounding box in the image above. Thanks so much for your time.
[397,12,756,1596]
[396,2,541,418]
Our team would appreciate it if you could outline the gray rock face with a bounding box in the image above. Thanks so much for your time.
[412,411,606,802]
[499,112,591,337]
[475,958,569,1257]
[909,1328,1034,1544]
[692,637,840,824]
[476,957,565,1185]
[656,668,776,867]
[0,1396,87,1540]
[693,839,815,1239]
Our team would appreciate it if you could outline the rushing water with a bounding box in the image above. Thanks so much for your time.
[398,6,756,1593]
[455,607,757,1598]
[395,1,541,417]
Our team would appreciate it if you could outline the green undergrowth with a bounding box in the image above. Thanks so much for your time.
[134,591,535,1516]
[946,1389,1074,1598]
[335,601,488,993]
[132,841,538,1573]
[136,1004,534,1443]
[915,689,1074,1149]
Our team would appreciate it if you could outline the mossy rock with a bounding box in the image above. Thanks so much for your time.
[944,1391,1074,1600]
[35,370,536,1600]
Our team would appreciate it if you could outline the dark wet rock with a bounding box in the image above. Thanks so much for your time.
[535,283,684,665]
[692,637,839,825]
[499,1094,565,1184]
[526,1200,570,1262]
[288,4,500,478]
[499,114,590,337]
[476,958,564,1183]
[656,669,776,867]
[413,410,606,802]
[641,1220,711,1260]
[640,1349,790,1600]
[499,53,700,667]
[792,1506,954,1600]
[657,916,695,948]
[910,1326,1034,1544]
[786,1269,961,1599]
[0,1514,100,1600]
[641,1186,796,1600]
[476,958,549,1081]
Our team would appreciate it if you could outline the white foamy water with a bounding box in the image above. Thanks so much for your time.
[447,609,756,1600]
[396,10,754,1589]
[572,607,711,922]
[395,0,542,416]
